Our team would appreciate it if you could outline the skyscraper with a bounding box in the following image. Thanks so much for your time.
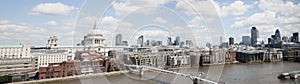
[274,29,281,42]
[186,40,193,47]
[174,36,180,45]
[137,35,144,47]
[167,36,172,45]
[292,32,299,43]
[242,36,251,45]
[251,27,259,46]
[229,37,234,45]
[156,41,162,46]
[115,34,122,46]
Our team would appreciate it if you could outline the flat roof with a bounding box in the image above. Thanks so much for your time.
[0,45,22,48]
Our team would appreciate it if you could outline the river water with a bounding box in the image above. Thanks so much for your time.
[50,61,300,84]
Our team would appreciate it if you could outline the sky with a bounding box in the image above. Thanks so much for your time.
[0,0,299,47]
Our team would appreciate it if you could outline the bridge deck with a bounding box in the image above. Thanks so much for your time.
[124,64,219,84]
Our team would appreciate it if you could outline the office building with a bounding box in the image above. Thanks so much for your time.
[251,27,259,46]
[292,32,299,43]
[167,36,172,45]
[115,34,122,46]
[31,49,72,67]
[0,44,37,81]
[137,35,144,47]
[186,40,193,47]
[242,36,251,45]
[174,36,180,46]
[229,37,234,45]
[282,36,289,42]
[0,44,31,59]
[274,29,281,42]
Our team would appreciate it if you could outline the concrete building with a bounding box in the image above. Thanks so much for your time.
[115,34,122,46]
[292,32,299,43]
[186,40,193,47]
[130,55,158,67]
[174,36,180,46]
[251,27,259,46]
[242,36,251,45]
[0,44,31,59]
[200,49,227,66]
[167,36,172,46]
[31,49,72,67]
[0,58,37,76]
[229,37,234,45]
[0,44,37,80]
[137,35,144,47]
[282,36,289,42]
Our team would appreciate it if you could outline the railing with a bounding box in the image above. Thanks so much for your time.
[124,64,220,84]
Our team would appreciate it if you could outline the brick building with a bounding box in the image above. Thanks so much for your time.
[38,61,79,79]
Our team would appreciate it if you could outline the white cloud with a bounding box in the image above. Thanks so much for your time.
[230,0,300,39]
[112,0,170,15]
[234,16,247,21]
[77,16,120,30]
[0,21,49,45]
[175,0,221,17]
[258,0,300,17]
[283,24,300,36]
[44,20,57,26]
[221,1,252,16]
[101,16,119,26]
[153,17,167,24]
[76,16,98,27]
[231,11,279,28]
[29,2,78,16]
[0,20,10,24]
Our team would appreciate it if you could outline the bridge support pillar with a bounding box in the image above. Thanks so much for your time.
[139,67,144,76]
[193,78,198,84]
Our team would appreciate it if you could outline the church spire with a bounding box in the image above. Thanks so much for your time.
[93,20,97,29]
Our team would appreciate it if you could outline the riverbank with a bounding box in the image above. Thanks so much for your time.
[10,71,129,84]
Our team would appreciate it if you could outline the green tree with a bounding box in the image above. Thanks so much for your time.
[0,75,8,83]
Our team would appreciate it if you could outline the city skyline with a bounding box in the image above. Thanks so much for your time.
[0,0,300,47]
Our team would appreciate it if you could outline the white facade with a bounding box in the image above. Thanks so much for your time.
[32,49,71,67]
[0,44,37,76]
[46,35,58,49]
[0,44,31,58]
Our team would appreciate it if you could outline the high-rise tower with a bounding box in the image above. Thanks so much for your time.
[274,29,281,42]
[115,34,122,46]
[251,27,259,46]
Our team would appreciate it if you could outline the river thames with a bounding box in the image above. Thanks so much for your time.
[48,61,300,84]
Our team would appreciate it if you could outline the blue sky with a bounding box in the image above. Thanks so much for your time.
[0,0,299,47]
